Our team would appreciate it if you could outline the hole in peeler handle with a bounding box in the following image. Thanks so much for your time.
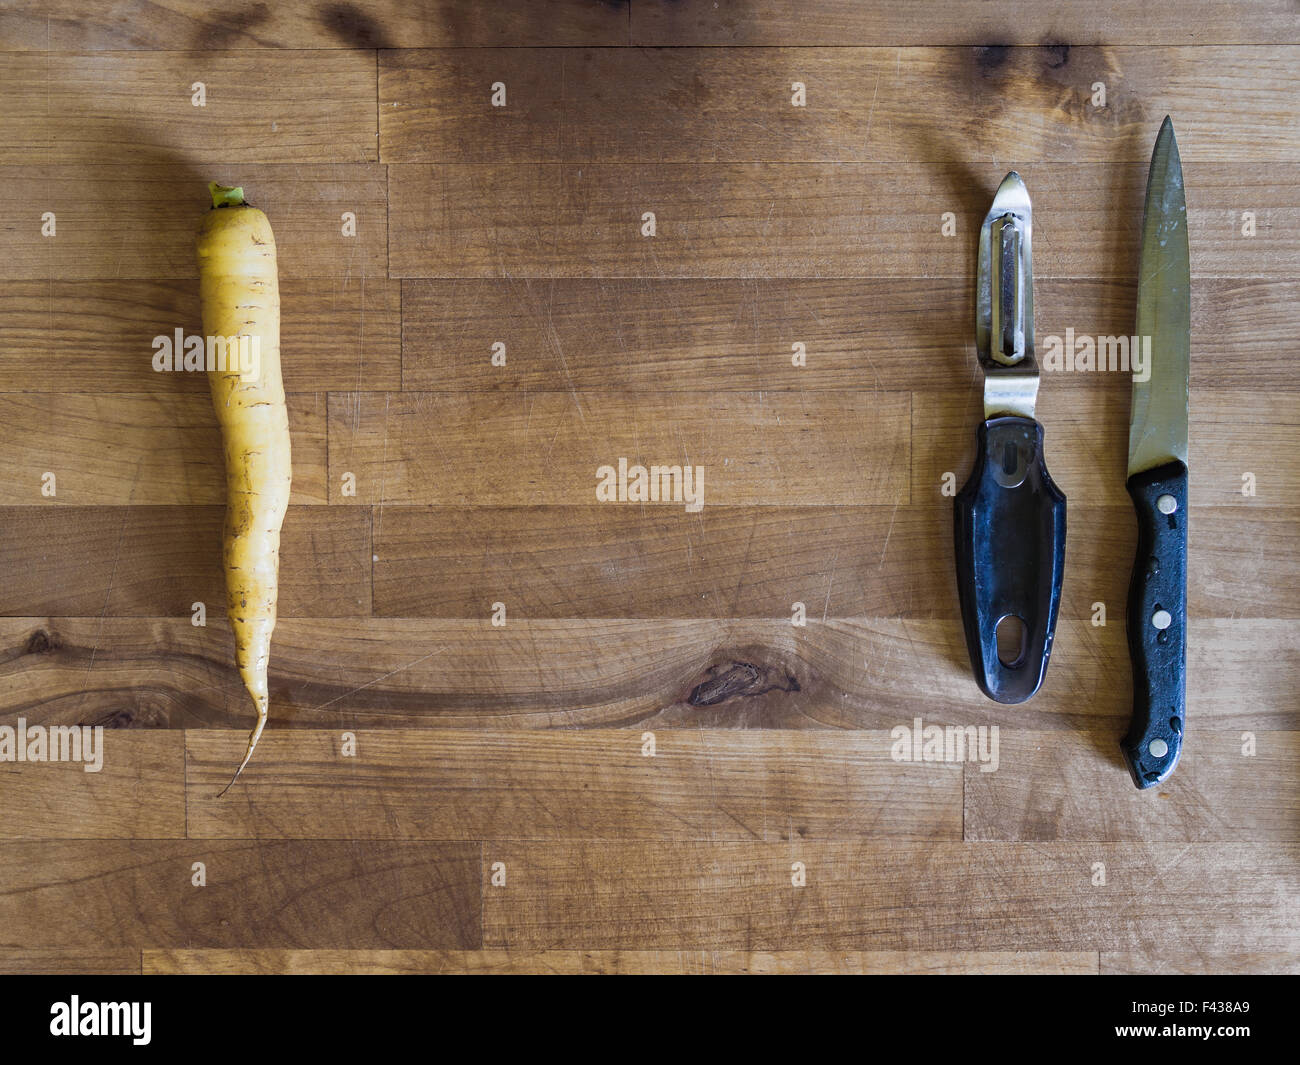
[1002,440,1018,477]
[995,614,1028,669]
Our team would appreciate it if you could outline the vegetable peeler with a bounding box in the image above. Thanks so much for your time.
[954,172,1066,703]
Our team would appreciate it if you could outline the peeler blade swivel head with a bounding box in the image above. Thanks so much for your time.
[977,172,1035,369]
[976,172,1039,420]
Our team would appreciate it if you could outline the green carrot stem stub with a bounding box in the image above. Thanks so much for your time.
[208,182,246,209]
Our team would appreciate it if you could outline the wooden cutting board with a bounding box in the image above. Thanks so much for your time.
[0,0,1297,975]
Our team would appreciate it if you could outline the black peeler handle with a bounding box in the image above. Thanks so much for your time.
[954,415,1067,703]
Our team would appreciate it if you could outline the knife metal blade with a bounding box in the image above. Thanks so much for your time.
[1130,117,1191,477]
[1121,116,1191,789]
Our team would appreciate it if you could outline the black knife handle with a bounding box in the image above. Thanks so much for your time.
[1121,460,1188,788]
[954,416,1067,703]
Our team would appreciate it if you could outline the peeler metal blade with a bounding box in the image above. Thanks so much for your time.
[975,172,1039,421]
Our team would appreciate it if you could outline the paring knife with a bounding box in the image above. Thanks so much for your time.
[954,173,1067,703]
[1122,116,1190,789]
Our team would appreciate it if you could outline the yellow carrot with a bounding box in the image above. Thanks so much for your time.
[196,182,291,794]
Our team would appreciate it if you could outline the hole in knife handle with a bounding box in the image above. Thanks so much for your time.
[995,614,1028,669]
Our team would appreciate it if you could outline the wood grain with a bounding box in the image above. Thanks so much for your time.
[631,2,1300,46]
[964,731,1300,842]
[2,618,1294,732]
[185,729,962,840]
[0,52,376,164]
[6,1,1298,51]
[1,506,371,616]
[914,388,1300,508]
[0,731,184,839]
[328,390,911,505]
[0,949,140,975]
[483,842,1300,950]
[399,276,1021,392]
[0,392,327,504]
[400,277,1300,393]
[0,0,632,50]
[0,165,387,280]
[2,384,1284,511]
[1101,952,1300,975]
[2,0,1297,976]
[0,279,401,393]
[370,504,1298,619]
[370,504,965,617]
[0,841,481,949]
[143,947,1098,974]
[388,162,1300,279]
[380,47,1300,163]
